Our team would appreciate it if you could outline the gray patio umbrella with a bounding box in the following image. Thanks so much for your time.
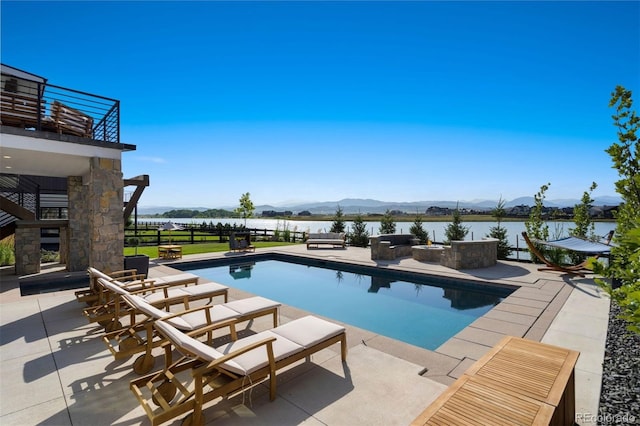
[158,221,183,244]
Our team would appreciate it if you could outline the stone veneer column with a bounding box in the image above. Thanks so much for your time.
[15,225,40,275]
[89,157,124,273]
[66,158,124,273]
[67,176,90,271]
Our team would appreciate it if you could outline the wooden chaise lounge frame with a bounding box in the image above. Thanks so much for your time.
[521,232,599,278]
[75,267,146,306]
[84,277,228,332]
[130,316,347,426]
[103,293,280,375]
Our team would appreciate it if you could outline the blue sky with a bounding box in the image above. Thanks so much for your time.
[2,1,639,208]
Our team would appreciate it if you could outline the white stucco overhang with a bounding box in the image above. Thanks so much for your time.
[0,132,132,179]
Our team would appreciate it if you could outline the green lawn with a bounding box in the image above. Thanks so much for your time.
[124,241,297,257]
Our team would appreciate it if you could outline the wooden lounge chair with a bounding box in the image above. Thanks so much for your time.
[84,277,228,332]
[103,293,280,374]
[130,315,347,426]
[75,267,147,305]
[79,267,203,307]
[521,232,610,277]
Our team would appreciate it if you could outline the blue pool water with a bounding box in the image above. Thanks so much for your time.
[182,258,510,350]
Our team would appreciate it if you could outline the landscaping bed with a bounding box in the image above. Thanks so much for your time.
[598,301,639,424]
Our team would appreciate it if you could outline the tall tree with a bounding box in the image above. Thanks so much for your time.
[330,205,346,233]
[234,192,254,227]
[593,86,640,333]
[444,202,469,243]
[379,209,396,235]
[524,183,550,263]
[568,182,598,264]
[487,196,512,259]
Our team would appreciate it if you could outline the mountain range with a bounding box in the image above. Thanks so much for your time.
[138,196,623,216]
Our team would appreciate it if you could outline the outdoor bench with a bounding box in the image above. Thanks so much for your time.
[306,232,346,249]
[369,234,420,260]
[411,336,579,426]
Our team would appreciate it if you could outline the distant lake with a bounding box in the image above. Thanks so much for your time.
[138,217,616,253]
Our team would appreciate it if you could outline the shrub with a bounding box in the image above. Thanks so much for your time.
[379,209,396,235]
[487,197,512,259]
[444,202,469,243]
[0,236,15,266]
[349,213,370,247]
[410,214,429,244]
[41,249,59,263]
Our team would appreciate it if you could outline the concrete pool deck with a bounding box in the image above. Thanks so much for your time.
[0,245,610,425]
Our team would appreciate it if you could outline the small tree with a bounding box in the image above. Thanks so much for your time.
[379,209,396,235]
[410,213,429,244]
[234,192,254,227]
[570,182,598,240]
[524,183,550,263]
[487,197,512,259]
[592,85,640,333]
[349,213,370,247]
[444,202,469,243]
[330,205,346,233]
[568,182,598,264]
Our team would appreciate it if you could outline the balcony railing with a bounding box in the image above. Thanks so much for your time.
[1,71,120,144]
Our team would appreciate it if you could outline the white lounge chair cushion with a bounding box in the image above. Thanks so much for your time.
[123,293,169,318]
[215,330,302,375]
[154,272,199,286]
[155,320,233,363]
[88,267,111,281]
[178,305,239,330]
[180,282,228,297]
[99,278,129,296]
[143,287,190,304]
[271,316,345,348]
[223,296,280,316]
[91,267,147,291]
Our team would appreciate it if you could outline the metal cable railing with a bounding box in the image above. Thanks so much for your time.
[1,73,120,143]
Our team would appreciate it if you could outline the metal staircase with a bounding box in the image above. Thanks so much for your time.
[0,174,40,240]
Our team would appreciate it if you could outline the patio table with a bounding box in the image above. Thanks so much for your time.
[411,336,579,426]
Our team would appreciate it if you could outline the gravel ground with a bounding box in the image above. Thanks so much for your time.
[598,301,640,425]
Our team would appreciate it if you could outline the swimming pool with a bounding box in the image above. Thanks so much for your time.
[180,256,512,350]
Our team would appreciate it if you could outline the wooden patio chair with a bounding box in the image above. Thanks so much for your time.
[103,293,280,375]
[130,315,347,426]
[83,277,228,332]
[79,267,204,309]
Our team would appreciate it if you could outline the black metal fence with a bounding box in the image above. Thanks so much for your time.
[125,222,306,246]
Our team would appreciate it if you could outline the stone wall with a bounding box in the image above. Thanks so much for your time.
[15,226,40,275]
[89,157,123,273]
[66,157,123,273]
[440,238,498,270]
[67,176,90,271]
